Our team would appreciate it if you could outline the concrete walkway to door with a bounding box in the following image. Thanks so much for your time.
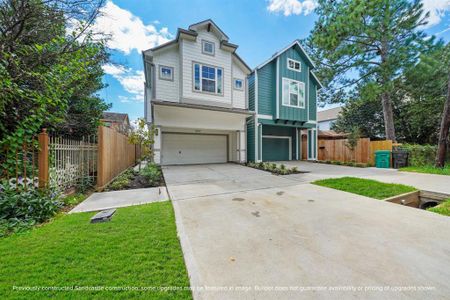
[164,163,450,300]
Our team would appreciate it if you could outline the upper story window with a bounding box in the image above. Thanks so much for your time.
[159,65,174,81]
[234,78,243,90]
[193,62,223,95]
[287,58,301,72]
[282,78,305,108]
[202,40,215,56]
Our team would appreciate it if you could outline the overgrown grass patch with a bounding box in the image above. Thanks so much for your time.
[312,177,416,199]
[427,199,450,216]
[399,165,450,176]
[0,202,192,299]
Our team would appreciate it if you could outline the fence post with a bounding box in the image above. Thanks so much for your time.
[38,129,49,188]
[97,126,105,189]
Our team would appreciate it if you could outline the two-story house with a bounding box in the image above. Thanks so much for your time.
[247,40,323,162]
[143,20,252,165]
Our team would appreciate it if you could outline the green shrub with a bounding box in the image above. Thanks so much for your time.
[292,166,298,172]
[62,193,87,206]
[280,164,286,170]
[355,163,366,168]
[107,174,130,191]
[258,162,264,168]
[140,163,162,184]
[0,184,62,236]
[401,144,450,167]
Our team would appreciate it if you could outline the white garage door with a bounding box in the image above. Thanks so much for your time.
[161,133,227,165]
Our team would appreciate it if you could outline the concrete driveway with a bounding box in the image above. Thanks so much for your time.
[163,164,450,300]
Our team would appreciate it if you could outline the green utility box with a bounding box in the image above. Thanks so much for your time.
[375,150,391,168]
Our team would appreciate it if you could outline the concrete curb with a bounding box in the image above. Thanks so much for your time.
[169,193,204,300]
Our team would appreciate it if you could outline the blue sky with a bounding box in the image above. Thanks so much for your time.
[96,0,450,122]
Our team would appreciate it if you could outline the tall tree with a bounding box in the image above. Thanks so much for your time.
[308,0,429,141]
[0,0,107,174]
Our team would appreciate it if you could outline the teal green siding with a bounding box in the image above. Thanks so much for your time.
[246,117,255,161]
[262,137,289,161]
[309,81,317,121]
[248,74,255,112]
[257,61,276,115]
[278,47,309,122]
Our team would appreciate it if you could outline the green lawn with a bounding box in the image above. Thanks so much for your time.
[399,165,450,176]
[0,202,192,299]
[427,199,450,216]
[312,177,417,199]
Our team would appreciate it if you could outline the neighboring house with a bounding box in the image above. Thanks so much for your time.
[101,112,131,135]
[317,107,342,131]
[247,40,323,162]
[143,19,252,165]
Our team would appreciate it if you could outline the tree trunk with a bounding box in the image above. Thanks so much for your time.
[381,91,396,142]
[435,73,450,168]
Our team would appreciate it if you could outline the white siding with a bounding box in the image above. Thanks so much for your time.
[153,46,180,102]
[181,30,232,106]
[232,60,246,109]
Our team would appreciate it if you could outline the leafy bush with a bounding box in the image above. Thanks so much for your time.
[0,184,62,236]
[401,144,438,167]
[140,163,162,184]
[107,176,130,191]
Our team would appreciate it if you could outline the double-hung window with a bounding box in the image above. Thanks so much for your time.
[193,63,223,94]
[282,78,305,108]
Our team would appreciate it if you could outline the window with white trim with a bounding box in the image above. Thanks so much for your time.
[282,78,305,108]
[159,65,173,81]
[234,78,243,90]
[287,58,301,72]
[202,40,215,55]
[193,63,223,94]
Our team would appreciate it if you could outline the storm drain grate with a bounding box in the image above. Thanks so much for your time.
[90,209,116,223]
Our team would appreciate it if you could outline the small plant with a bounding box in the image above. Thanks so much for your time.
[108,177,130,191]
[140,163,162,184]
[292,166,298,172]
[0,183,62,237]
[280,164,286,170]
[258,161,264,168]
[62,193,87,206]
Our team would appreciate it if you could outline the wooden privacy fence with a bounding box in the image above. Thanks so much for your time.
[318,138,371,163]
[97,126,140,190]
[2,126,141,192]
[316,137,393,165]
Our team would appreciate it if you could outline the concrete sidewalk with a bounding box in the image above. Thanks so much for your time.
[70,187,169,213]
[280,161,450,194]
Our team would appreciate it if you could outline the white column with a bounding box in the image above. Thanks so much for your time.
[239,130,246,163]
[153,126,161,164]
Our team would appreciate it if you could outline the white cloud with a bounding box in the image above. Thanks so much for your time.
[421,0,450,28]
[267,0,317,16]
[103,63,145,102]
[93,1,173,54]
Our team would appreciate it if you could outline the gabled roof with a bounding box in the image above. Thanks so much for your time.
[143,19,251,73]
[102,112,129,124]
[318,107,343,122]
[254,39,323,89]
[188,19,229,41]
[255,39,316,70]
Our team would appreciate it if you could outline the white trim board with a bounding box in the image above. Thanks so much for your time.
[257,114,273,120]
